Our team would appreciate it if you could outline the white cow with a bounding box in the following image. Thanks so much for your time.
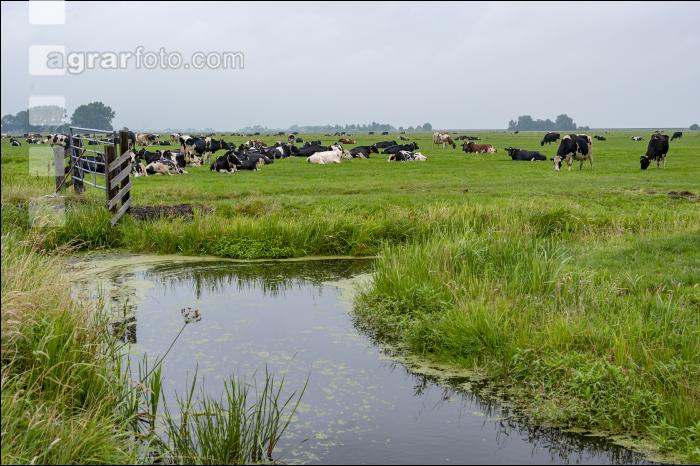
[306,148,352,164]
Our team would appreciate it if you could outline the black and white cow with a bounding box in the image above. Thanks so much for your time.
[349,145,379,158]
[382,142,419,154]
[671,131,683,141]
[640,133,669,169]
[594,135,606,141]
[540,132,560,146]
[10,138,21,146]
[388,151,427,162]
[210,152,238,173]
[632,136,643,141]
[504,147,547,161]
[553,134,592,171]
[297,144,331,157]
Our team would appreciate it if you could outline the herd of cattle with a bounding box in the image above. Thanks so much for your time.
[1,129,685,175]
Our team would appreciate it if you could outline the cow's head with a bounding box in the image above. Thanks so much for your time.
[640,155,651,170]
[370,144,378,154]
[553,155,563,171]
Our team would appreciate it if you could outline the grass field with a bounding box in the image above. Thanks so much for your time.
[2,129,699,463]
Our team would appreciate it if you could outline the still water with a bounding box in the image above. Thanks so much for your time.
[73,255,650,465]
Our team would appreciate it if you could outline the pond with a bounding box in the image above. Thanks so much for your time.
[71,255,651,465]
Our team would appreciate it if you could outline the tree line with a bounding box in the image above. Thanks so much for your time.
[507,114,589,132]
[1,101,115,133]
[241,122,433,133]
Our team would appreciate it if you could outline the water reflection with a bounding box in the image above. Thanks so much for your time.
[80,257,652,465]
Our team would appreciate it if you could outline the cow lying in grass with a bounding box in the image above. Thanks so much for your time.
[307,145,352,164]
[146,158,187,175]
[462,141,496,153]
[349,145,379,158]
[504,147,547,161]
[553,134,592,171]
[388,151,427,162]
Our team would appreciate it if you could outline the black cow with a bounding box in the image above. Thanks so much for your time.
[349,145,378,158]
[640,133,669,169]
[375,140,398,149]
[504,147,547,161]
[553,134,592,171]
[78,155,105,173]
[297,144,330,157]
[382,142,419,154]
[382,131,389,135]
[671,131,683,141]
[540,132,561,146]
[594,135,606,141]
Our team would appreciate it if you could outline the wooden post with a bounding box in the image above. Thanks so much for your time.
[105,144,117,212]
[119,131,131,214]
[71,136,84,194]
[53,145,65,192]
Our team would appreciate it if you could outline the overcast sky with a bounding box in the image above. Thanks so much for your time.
[2,1,699,130]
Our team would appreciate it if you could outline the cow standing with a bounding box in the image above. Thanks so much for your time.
[640,133,669,169]
[553,134,592,171]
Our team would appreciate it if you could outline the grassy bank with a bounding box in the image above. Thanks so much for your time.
[0,233,303,464]
[2,130,699,462]
[355,230,700,462]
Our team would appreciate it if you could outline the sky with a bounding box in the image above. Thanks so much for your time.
[1,1,699,130]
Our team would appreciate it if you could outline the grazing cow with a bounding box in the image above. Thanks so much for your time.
[349,145,379,158]
[553,134,592,171]
[594,135,606,141]
[399,135,409,141]
[382,142,419,154]
[288,134,296,144]
[170,133,180,143]
[338,137,356,144]
[368,131,374,135]
[462,141,496,154]
[540,132,561,146]
[640,133,669,169]
[504,147,547,161]
[10,138,21,146]
[671,131,683,141]
[632,136,643,141]
[382,131,389,135]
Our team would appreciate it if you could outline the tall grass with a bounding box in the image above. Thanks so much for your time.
[355,231,700,463]
[1,232,304,464]
[158,369,306,464]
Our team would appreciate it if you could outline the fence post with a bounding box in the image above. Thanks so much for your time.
[53,144,65,192]
[118,130,131,214]
[105,143,116,213]
[71,136,85,193]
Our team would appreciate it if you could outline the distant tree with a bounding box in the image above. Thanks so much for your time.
[422,123,432,132]
[690,123,699,130]
[70,101,115,130]
[508,114,581,131]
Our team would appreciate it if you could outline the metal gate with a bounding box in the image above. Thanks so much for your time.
[62,127,132,226]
